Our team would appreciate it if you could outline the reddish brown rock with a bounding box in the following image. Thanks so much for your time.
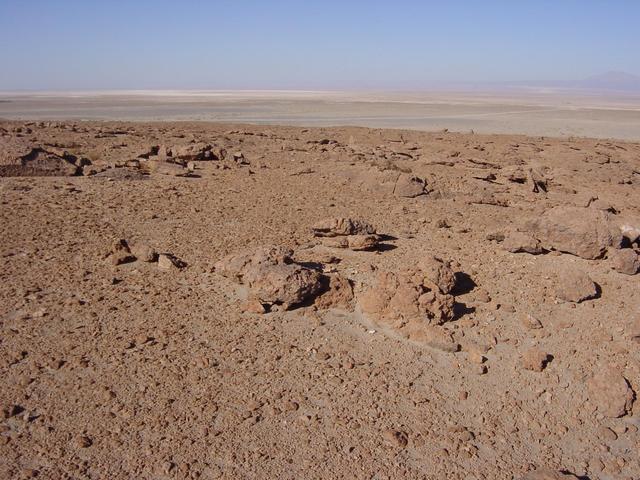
[131,243,158,263]
[312,217,376,236]
[520,468,579,480]
[417,256,457,294]
[393,174,427,197]
[610,248,639,275]
[587,366,635,418]
[555,269,598,303]
[158,253,186,271]
[407,325,460,352]
[215,246,324,310]
[314,274,354,310]
[502,231,543,254]
[322,234,380,251]
[521,348,551,372]
[0,147,80,177]
[359,270,455,327]
[104,239,136,266]
[382,429,408,448]
[359,258,460,345]
[529,206,621,259]
[312,218,380,250]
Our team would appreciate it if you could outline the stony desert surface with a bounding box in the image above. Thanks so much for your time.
[1,120,639,479]
[2,90,640,140]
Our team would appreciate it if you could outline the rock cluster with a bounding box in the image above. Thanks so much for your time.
[103,239,183,270]
[0,147,86,177]
[312,218,381,251]
[139,143,226,163]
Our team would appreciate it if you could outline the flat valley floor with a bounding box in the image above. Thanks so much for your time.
[2,90,640,140]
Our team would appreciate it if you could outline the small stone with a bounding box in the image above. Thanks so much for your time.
[597,426,618,442]
[394,174,427,198]
[555,270,598,303]
[75,435,92,448]
[131,243,157,263]
[521,314,543,330]
[502,231,543,254]
[233,152,249,165]
[521,468,579,480]
[105,238,136,265]
[587,366,635,418]
[158,254,185,271]
[3,404,24,418]
[468,350,486,364]
[611,249,639,275]
[474,289,491,303]
[241,298,267,314]
[382,429,408,448]
[521,348,551,372]
[408,326,460,352]
[312,218,376,237]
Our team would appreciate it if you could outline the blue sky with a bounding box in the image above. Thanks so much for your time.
[0,0,638,90]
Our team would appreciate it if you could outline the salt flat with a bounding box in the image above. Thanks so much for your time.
[2,89,640,140]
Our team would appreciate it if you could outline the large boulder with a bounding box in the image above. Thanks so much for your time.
[215,246,324,310]
[359,257,458,329]
[528,206,621,259]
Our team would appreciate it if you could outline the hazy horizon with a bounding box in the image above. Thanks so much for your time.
[1,1,639,91]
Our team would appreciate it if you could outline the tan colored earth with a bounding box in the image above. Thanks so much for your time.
[1,120,639,479]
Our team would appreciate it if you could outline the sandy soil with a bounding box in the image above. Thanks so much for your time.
[1,120,639,479]
[2,90,640,140]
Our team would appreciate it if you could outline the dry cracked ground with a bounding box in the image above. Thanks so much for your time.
[1,120,639,480]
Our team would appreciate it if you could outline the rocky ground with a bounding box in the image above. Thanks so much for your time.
[1,120,639,479]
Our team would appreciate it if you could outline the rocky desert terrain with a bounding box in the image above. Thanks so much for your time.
[1,120,639,479]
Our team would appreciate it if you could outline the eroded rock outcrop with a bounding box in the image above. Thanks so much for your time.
[0,147,82,177]
[359,257,460,347]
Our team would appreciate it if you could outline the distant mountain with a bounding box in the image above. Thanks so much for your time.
[574,71,640,92]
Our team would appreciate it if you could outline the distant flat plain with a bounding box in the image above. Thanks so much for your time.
[1,89,640,140]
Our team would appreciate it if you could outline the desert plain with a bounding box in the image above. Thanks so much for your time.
[0,92,640,479]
